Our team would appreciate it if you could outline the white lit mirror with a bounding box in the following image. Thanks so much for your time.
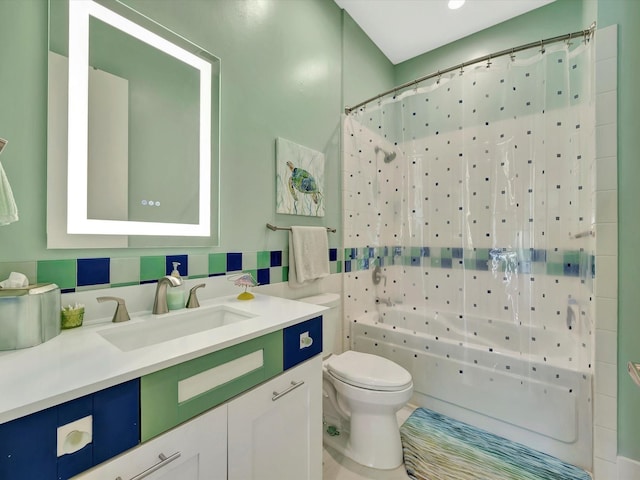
[47,0,220,247]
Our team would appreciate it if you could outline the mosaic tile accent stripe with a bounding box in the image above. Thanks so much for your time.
[6,250,341,292]
[344,246,595,277]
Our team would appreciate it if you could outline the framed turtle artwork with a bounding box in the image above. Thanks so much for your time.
[275,137,325,217]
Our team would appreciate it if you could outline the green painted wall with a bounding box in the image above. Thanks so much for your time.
[598,0,640,463]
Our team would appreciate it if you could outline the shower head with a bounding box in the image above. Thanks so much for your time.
[374,145,397,163]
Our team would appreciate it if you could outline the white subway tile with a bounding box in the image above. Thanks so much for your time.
[596,123,618,158]
[595,361,618,396]
[595,425,618,462]
[596,57,617,93]
[594,255,618,299]
[595,190,618,223]
[596,91,617,126]
[596,25,618,64]
[596,296,618,332]
[595,328,618,364]
[594,457,617,480]
[596,156,618,192]
[595,393,617,430]
[596,223,618,256]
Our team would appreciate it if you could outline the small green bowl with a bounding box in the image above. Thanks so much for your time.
[61,307,85,329]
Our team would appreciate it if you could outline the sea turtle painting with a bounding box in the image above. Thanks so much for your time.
[287,161,323,214]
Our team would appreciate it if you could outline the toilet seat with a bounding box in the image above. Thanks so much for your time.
[325,351,412,391]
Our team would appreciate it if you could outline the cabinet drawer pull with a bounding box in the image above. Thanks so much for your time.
[272,380,305,401]
[115,451,181,480]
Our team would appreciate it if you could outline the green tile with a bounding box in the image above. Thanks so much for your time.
[282,266,289,282]
[410,247,421,258]
[257,251,270,269]
[563,251,581,266]
[209,253,226,275]
[431,257,442,268]
[464,258,476,269]
[140,256,165,282]
[546,263,565,276]
[475,248,490,260]
[441,248,452,259]
[336,261,342,274]
[37,259,76,290]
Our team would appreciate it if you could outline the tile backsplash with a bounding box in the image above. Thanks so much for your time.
[0,249,342,293]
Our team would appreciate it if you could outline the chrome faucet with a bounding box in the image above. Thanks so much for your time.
[152,275,182,314]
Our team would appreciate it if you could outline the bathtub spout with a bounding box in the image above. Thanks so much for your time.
[376,296,394,307]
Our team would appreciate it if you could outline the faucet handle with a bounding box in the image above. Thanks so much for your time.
[97,296,130,323]
[186,284,206,309]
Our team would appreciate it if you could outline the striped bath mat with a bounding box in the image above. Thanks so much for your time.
[400,408,591,480]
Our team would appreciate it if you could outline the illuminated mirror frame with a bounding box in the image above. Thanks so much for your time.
[67,0,211,236]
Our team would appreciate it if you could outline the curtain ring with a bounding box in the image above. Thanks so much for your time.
[510,48,516,61]
[436,70,441,84]
[486,56,492,68]
[540,40,545,54]
[566,32,573,47]
[459,63,464,76]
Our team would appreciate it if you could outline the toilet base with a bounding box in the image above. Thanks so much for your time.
[322,419,404,470]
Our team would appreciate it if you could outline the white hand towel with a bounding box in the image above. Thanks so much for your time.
[0,160,18,226]
[288,226,330,288]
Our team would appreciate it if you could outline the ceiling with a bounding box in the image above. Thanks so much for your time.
[334,0,556,65]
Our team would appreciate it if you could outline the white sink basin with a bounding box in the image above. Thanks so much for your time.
[98,306,256,352]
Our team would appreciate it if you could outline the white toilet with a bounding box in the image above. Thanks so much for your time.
[299,293,413,470]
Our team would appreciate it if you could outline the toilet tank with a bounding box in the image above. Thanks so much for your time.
[298,293,341,357]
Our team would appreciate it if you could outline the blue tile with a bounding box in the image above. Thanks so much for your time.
[350,248,358,259]
[564,262,580,276]
[531,248,546,262]
[368,247,375,258]
[257,268,270,285]
[329,248,337,261]
[57,444,93,480]
[411,256,421,266]
[441,258,452,268]
[475,259,489,271]
[270,251,282,267]
[362,258,370,270]
[421,247,430,257]
[77,258,110,287]
[345,261,352,273]
[166,255,188,277]
[377,256,385,267]
[393,246,403,257]
[452,248,463,259]
[520,261,532,274]
[226,253,242,271]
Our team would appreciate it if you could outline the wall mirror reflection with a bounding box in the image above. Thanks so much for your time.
[47,0,220,248]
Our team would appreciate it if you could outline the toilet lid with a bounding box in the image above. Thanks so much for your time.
[325,351,412,391]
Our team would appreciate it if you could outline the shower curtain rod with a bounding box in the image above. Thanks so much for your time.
[345,22,596,115]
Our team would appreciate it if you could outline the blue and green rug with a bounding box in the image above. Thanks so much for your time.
[400,408,591,480]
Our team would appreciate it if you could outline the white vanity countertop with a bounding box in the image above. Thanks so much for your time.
[0,294,325,425]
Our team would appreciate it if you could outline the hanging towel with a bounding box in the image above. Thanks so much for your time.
[0,160,18,226]
[288,226,329,288]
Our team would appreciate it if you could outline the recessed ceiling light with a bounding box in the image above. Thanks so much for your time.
[448,0,465,9]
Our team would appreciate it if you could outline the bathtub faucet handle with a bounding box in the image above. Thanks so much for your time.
[372,266,387,286]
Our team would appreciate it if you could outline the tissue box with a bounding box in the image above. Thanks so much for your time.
[0,283,61,350]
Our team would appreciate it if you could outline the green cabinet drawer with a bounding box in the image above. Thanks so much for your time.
[141,331,283,441]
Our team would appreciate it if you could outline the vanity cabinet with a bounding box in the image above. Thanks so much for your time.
[73,405,227,480]
[73,357,321,480]
[0,379,139,479]
[228,355,322,480]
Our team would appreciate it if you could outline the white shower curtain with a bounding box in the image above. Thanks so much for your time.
[342,38,595,466]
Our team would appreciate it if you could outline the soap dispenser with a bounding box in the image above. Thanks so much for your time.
[166,262,185,310]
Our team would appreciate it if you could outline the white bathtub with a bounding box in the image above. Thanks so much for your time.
[351,305,593,470]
